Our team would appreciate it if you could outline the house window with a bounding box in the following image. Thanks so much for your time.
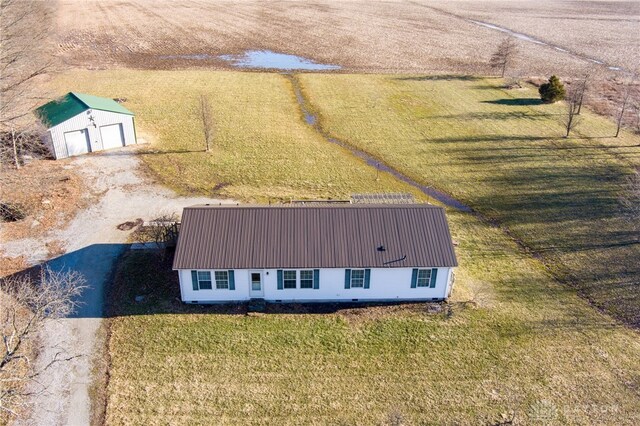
[351,269,365,288]
[283,270,297,289]
[417,269,432,287]
[300,270,314,289]
[196,271,212,290]
[215,271,229,289]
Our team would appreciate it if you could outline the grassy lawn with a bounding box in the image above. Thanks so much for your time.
[297,74,640,326]
[108,216,640,424]
[49,70,640,424]
[51,70,423,202]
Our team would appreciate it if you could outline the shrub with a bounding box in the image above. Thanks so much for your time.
[539,75,566,103]
[0,202,26,222]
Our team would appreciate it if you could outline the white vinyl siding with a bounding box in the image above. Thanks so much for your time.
[47,110,136,159]
[178,267,453,303]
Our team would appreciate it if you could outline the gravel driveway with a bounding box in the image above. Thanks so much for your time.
[7,147,233,425]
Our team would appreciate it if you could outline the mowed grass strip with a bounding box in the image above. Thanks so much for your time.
[297,74,640,326]
[51,70,422,201]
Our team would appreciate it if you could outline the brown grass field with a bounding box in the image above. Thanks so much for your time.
[55,0,638,76]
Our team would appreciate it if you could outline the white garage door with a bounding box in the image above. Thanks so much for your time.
[100,123,125,150]
[64,129,90,157]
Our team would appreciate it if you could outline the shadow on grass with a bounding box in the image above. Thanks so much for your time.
[423,111,555,120]
[482,98,543,106]
[95,148,207,157]
[394,75,482,82]
[107,250,438,317]
[428,135,560,143]
[136,148,207,155]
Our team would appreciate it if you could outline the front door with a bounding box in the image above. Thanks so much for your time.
[249,271,264,298]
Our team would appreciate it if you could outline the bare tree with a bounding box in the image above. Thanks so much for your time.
[619,168,640,241]
[615,81,632,138]
[490,37,518,78]
[614,71,640,138]
[0,266,87,418]
[1,121,49,169]
[0,0,56,167]
[145,212,180,249]
[564,87,581,138]
[574,74,589,115]
[634,100,640,134]
[199,94,214,152]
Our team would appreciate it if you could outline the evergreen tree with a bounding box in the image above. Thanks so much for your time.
[539,75,566,103]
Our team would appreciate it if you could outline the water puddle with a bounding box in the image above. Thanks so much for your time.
[287,75,471,211]
[469,20,624,72]
[220,50,341,71]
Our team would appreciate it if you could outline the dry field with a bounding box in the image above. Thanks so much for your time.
[0,161,90,276]
[429,0,640,73]
[55,0,638,77]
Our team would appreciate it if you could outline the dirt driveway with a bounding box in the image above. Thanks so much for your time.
[5,147,233,426]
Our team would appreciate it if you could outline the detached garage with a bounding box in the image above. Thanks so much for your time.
[35,92,137,159]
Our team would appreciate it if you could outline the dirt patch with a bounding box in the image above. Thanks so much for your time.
[45,239,67,259]
[0,251,28,278]
[88,318,110,426]
[116,218,143,231]
[0,159,89,242]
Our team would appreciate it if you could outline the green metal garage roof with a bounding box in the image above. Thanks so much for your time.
[35,92,134,128]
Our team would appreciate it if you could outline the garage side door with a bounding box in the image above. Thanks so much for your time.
[100,123,125,150]
[64,129,90,157]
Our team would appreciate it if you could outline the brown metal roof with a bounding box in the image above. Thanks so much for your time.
[172,204,458,270]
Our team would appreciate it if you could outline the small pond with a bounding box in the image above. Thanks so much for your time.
[219,50,340,71]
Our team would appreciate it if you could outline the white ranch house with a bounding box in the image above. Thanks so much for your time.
[35,92,137,159]
[173,204,458,304]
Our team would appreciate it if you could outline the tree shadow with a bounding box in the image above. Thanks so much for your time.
[482,98,543,106]
[428,135,559,143]
[394,75,482,82]
[132,148,206,155]
[2,244,130,319]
